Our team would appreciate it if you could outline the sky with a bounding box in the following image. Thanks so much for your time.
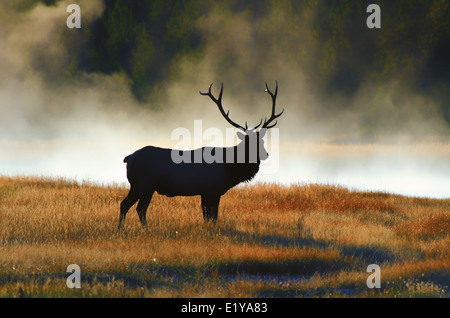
[1,0,450,198]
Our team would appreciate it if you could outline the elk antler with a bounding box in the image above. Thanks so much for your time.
[200,83,247,131]
[262,80,284,129]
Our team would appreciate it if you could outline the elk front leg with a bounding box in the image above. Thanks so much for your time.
[201,194,221,224]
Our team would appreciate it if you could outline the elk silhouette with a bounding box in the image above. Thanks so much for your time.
[118,81,284,229]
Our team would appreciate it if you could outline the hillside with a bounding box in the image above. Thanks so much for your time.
[0,176,448,297]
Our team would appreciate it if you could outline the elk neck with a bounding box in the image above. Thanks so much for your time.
[224,136,261,187]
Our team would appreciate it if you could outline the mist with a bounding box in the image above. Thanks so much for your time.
[1,0,449,198]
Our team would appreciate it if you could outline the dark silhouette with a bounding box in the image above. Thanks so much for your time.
[119,82,284,229]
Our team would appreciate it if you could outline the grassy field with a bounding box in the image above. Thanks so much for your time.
[0,176,448,298]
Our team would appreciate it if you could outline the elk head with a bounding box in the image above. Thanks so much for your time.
[199,81,284,164]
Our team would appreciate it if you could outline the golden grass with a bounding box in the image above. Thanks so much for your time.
[0,176,448,297]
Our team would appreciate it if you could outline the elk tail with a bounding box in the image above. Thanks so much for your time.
[123,153,138,168]
[123,155,133,164]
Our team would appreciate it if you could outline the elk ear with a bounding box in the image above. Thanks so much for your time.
[237,131,246,140]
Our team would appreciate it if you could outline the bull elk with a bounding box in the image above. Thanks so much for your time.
[118,81,284,229]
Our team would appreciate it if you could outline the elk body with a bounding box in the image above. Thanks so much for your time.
[118,82,284,229]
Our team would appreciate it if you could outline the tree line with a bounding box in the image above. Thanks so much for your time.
[31,0,450,120]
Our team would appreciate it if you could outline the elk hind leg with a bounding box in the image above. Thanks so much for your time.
[119,188,139,229]
[136,191,154,227]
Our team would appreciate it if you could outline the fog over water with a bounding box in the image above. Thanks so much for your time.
[1,1,450,199]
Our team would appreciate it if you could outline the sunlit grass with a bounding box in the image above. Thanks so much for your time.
[0,176,448,297]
